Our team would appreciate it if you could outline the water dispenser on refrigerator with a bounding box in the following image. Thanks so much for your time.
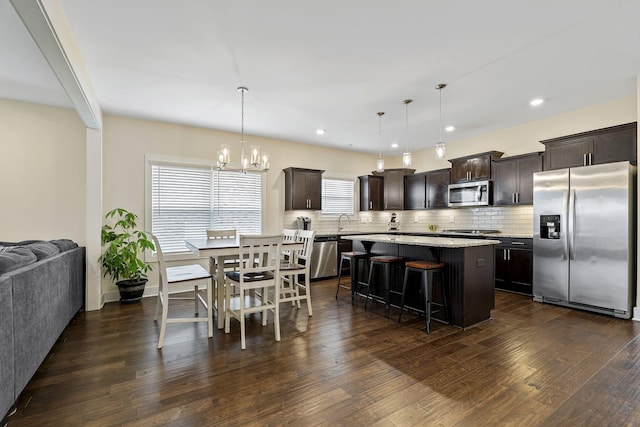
[540,214,560,239]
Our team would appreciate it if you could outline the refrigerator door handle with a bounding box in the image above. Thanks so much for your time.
[562,190,569,260]
[568,189,576,260]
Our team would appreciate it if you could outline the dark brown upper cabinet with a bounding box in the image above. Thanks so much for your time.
[283,167,324,210]
[405,168,450,210]
[541,122,637,171]
[449,151,504,183]
[492,152,543,206]
[358,175,384,211]
[373,168,415,210]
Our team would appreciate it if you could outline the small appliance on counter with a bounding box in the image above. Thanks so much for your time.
[297,216,311,230]
[387,213,399,231]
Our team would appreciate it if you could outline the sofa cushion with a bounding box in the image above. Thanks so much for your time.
[24,242,60,261]
[50,239,79,252]
[0,247,37,275]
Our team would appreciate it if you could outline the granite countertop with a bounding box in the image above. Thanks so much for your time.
[317,230,533,239]
[343,233,502,248]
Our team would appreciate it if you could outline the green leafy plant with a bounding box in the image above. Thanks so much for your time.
[100,208,155,283]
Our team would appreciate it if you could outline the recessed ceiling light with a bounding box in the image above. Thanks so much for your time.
[445,125,455,132]
[391,143,399,149]
[316,129,326,135]
[530,98,544,107]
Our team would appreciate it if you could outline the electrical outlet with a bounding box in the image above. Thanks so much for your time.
[449,215,455,223]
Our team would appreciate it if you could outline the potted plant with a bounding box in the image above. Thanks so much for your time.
[100,208,155,304]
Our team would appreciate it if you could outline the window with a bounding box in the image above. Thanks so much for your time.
[321,177,354,216]
[148,158,263,254]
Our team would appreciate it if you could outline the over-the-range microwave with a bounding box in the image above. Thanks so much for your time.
[448,180,492,208]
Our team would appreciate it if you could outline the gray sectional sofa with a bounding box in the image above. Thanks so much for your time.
[0,240,85,422]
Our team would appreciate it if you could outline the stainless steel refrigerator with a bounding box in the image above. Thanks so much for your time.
[533,161,636,318]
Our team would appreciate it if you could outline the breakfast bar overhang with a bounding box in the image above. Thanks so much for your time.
[344,234,501,328]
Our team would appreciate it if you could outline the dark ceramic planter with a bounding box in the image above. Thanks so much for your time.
[117,278,148,304]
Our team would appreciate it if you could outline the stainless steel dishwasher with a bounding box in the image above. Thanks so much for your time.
[310,235,338,279]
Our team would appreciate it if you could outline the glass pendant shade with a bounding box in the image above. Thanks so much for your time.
[435,83,447,160]
[250,145,261,166]
[402,151,412,167]
[218,144,230,167]
[402,99,412,168]
[375,111,385,172]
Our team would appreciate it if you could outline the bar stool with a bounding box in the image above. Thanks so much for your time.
[365,255,404,318]
[335,251,369,303]
[398,260,448,334]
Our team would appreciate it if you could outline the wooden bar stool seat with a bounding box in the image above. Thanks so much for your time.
[335,251,369,304]
[365,255,404,318]
[399,260,449,334]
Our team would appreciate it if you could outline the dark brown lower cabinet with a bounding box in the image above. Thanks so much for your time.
[494,238,533,295]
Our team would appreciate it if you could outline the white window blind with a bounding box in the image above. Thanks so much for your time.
[151,163,262,254]
[322,178,354,215]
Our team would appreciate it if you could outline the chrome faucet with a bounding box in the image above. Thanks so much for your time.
[338,214,351,232]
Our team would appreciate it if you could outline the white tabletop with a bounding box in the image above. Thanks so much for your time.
[343,233,501,248]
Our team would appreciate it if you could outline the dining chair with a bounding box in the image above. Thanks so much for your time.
[224,234,282,350]
[206,228,240,305]
[281,228,298,262]
[150,234,213,349]
[279,229,315,316]
[206,228,239,271]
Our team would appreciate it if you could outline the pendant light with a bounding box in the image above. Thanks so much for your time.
[376,112,385,172]
[217,87,269,173]
[435,83,447,159]
[402,99,412,168]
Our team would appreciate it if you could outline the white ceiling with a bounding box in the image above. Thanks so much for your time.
[2,0,640,156]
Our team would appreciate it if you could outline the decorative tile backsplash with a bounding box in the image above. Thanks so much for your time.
[284,206,533,235]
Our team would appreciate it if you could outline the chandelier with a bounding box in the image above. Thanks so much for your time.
[217,87,269,173]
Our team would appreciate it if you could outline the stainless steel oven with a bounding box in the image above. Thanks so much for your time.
[448,180,492,208]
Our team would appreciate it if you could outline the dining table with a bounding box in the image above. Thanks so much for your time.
[185,236,303,329]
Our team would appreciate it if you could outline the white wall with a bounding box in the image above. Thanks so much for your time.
[0,98,86,243]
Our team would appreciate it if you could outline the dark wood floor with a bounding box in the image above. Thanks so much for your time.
[7,279,640,426]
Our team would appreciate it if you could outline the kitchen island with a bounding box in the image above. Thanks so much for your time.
[344,234,500,329]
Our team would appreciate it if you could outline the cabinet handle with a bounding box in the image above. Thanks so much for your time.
[507,249,511,261]
[512,193,515,204]
[369,201,373,210]
[516,192,519,204]
[589,152,593,165]
[511,242,525,246]
[583,153,587,166]
[503,249,507,261]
